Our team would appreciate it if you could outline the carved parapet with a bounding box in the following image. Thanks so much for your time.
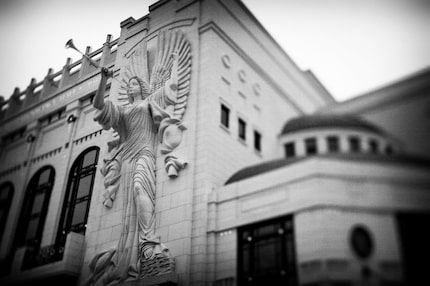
[6,87,25,116]
[41,68,60,98]
[0,96,5,121]
[23,78,40,107]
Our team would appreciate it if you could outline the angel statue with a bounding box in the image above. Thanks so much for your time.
[85,30,191,286]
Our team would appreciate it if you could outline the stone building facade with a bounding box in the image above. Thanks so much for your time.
[0,1,429,286]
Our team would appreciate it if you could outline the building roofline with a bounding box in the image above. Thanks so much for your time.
[225,153,430,185]
[319,66,430,114]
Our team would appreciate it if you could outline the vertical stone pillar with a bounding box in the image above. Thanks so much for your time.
[59,57,72,88]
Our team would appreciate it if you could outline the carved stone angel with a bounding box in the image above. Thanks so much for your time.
[85,30,191,286]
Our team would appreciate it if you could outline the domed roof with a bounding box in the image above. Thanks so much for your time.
[281,114,383,135]
[225,153,430,185]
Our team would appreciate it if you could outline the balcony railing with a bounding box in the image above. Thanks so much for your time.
[0,232,84,285]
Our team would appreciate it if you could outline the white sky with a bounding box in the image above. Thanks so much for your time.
[0,0,429,102]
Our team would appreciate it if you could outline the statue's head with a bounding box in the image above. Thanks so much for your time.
[127,76,150,104]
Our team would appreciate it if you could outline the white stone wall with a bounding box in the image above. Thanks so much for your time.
[296,208,402,285]
[212,156,430,284]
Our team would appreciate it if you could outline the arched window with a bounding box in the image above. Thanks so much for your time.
[57,147,99,243]
[0,182,14,242]
[16,166,55,247]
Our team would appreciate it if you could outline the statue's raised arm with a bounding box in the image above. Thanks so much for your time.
[93,68,112,110]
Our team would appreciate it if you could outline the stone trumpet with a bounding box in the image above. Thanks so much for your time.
[65,39,101,69]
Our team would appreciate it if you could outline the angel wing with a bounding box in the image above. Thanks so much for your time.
[150,30,191,120]
[117,41,150,105]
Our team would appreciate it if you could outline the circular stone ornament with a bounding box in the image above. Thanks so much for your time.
[221,55,231,68]
[350,225,374,259]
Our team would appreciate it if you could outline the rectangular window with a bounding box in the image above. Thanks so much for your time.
[284,142,295,158]
[385,145,394,155]
[369,139,379,153]
[221,104,230,129]
[349,136,360,152]
[305,138,317,155]
[238,118,246,141]
[327,136,339,153]
[238,215,297,286]
[254,130,262,152]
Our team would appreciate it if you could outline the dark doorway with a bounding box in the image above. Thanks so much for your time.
[396,212,430,286]
[238,215,297,286]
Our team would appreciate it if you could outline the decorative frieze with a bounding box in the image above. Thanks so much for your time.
[30,147,62,164]
[73,129,103,146]
[0,164,22,178]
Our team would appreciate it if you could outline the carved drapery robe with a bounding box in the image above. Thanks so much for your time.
[88,89,173,285]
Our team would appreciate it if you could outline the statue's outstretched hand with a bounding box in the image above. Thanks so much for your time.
[101,67,113,79]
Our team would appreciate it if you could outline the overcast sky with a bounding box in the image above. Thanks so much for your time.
[0,0,429,102]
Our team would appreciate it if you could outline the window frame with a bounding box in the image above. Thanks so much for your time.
[238,215,297,286]
[348,136,361,153]
[220,103,230,129]
[0,182,14,242]
[16,166,55,248]
[284,142,295,158]
[254,130,262,152]
[238,118,247,141]
[305,138,317,155]
[56,147,99,246]
[369,139,379,154]
[327,136,340,153]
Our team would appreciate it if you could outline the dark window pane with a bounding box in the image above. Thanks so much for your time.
[238,216,297,285]
[66,179,76,204]
[242,230,251,241]
[385,145,394,155]
[286,233,295,264]
[285,142,295,158]
[238,118,246,140]
[71,201,88,226]
[369,140,379,153]
[243,245,250,275]
[62,206,70,230]
[327,136,339,153]
[26,218,39,241]
[349,137,360,152]
[16,167,54,248]
[305,138,317,155]
[38,169,51,185]
[256,224,277,237]
[221,104,230,128]
[254,237,281,275]
[77,175,92,199]
[82,150,97,168]
[31,193,45,215]
[254,131,262,152]
[284,220,293,230]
